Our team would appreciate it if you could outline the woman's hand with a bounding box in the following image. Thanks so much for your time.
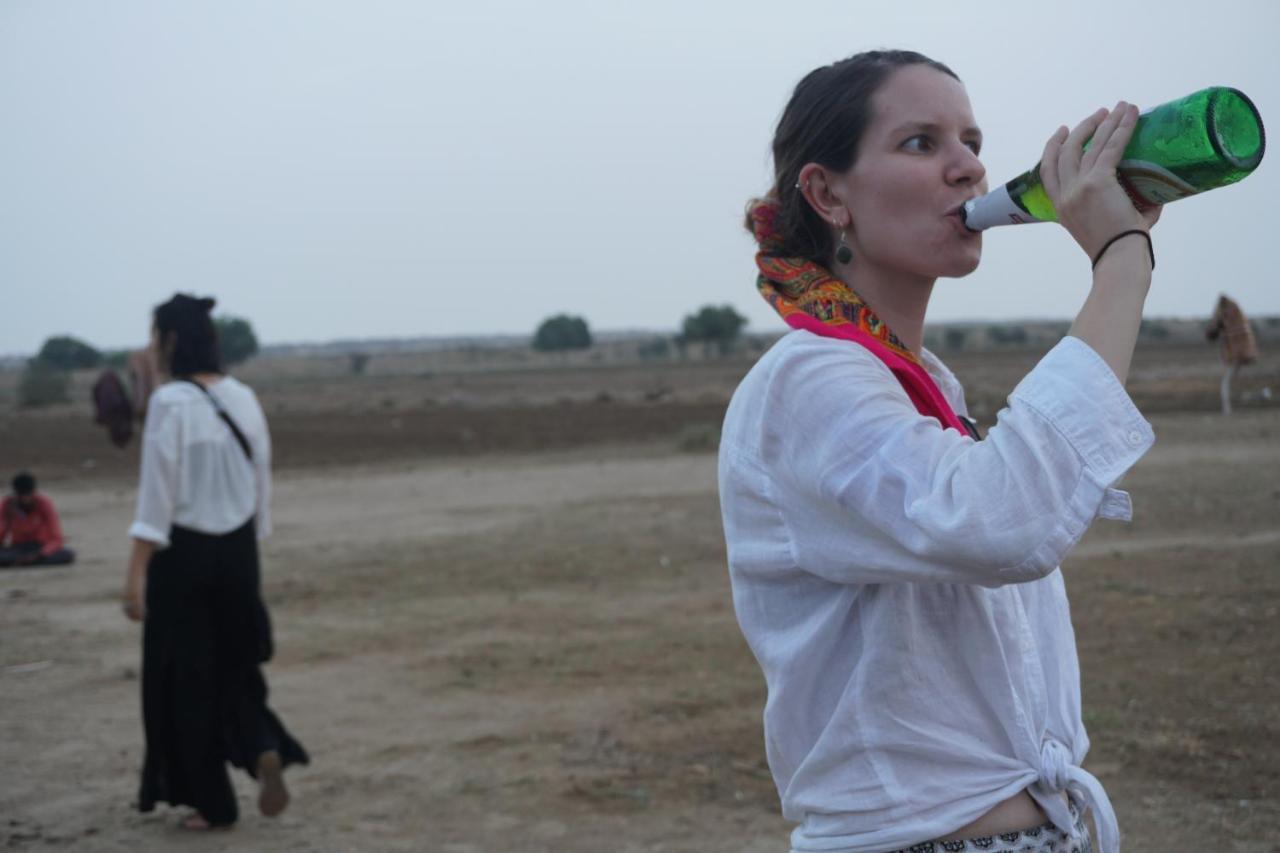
[122,573,146,622]
[122,538,155,622]
[1040,102,1161,260]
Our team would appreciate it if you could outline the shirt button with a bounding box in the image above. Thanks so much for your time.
[1127,430,1143,446]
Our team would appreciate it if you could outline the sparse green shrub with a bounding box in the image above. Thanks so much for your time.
[1140,320,1170,340]
[35,336,101,370]
[988,325,1028,346]
[944,328,968,352]
[215,316,260,366]
[637,338,671,361]
[679,305,748,356]
[533,315,593,352]
[19,359,71,407]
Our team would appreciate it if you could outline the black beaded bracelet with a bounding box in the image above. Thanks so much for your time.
[1091,229,1155,271]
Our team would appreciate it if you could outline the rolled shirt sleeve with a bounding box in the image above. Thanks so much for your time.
[755,334,1153,587]
[128,394,183,548]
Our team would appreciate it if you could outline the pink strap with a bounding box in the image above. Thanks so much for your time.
[784,314,972,436]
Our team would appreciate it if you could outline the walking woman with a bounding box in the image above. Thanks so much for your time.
[122,293,308,830]
[719,52,1160,853]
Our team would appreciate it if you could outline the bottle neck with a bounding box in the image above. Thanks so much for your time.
[962,184,1043,231]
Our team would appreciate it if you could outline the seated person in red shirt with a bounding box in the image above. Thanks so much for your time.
[0,472,76,567]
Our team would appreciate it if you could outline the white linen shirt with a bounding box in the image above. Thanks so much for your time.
[129,377,272,549]
[718,331,1154,853]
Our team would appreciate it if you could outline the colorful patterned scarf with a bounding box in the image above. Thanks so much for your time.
[748,197,975,437]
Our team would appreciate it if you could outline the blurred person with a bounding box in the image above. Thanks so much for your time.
[93,368,135,448]
[127,345,161,420]
[92,347,161,449]
[92,343,163,448]
[720,51,1161,853]
[122,293,308,831]
[1205,293,1258,415]
[0,472,76,567]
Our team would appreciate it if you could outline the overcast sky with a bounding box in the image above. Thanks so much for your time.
[3,0,1277,355]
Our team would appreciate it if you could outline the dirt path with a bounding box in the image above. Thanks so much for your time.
[3,410,1278,851]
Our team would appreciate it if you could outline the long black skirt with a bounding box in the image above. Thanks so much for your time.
[138,520,308,826]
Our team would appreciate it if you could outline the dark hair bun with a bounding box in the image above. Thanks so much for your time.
[153,293,224,375]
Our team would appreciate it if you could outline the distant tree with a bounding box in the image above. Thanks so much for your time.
[215,316,260,366]
[19,359,71,407]
[637,338,672,361]
[987,324,1028,347]
[679,305,748,356]
[349,352,370,375]
[532,314,593,352]
[944,328,968,352]
[102,349,131,369]
[1139,319,1170,340]
[35,335,102,370]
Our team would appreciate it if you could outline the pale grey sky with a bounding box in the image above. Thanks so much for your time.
[3,0,1277,355]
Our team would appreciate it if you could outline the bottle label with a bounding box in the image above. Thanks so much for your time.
[961,185,1041,231]
[1117,159,1198,205]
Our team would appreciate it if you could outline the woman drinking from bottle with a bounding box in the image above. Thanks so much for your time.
[719,50,1160,853]
[122,293,309,831]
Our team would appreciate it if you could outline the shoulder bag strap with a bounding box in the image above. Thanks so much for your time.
[180,378,254,461]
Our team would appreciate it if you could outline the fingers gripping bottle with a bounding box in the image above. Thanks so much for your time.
[962,86,1265,231]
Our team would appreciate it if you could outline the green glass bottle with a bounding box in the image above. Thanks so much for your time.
[962,86,1265,231]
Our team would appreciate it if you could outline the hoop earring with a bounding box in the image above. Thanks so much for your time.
[835,230,853,265]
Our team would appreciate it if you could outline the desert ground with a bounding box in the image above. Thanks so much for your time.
[1,340,1278,852]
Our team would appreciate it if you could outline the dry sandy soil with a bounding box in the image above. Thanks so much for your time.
[1,342,1278,852]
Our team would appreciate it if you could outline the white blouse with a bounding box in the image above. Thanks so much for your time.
[718,331,1154,853]
[129,377,272,549]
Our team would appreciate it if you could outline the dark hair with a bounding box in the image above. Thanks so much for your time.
[12,472,35,495]
[751,50,960,263]
[153,293,222,376]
